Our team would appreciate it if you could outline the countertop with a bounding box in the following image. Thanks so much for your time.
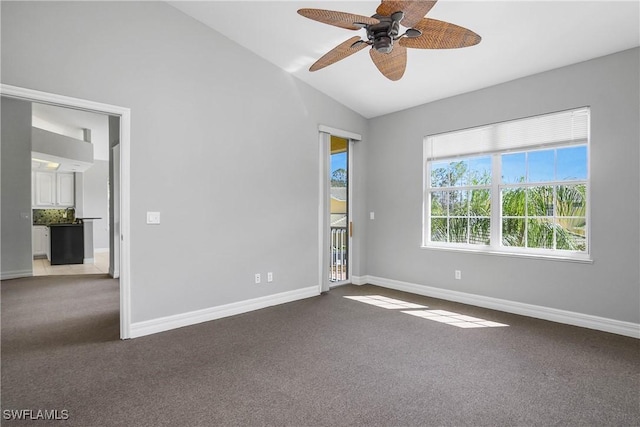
[33,222,83,227]
[33,217,100,226]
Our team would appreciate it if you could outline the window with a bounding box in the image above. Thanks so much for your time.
[423,108,590,260]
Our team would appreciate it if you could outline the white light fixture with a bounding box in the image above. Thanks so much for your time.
[32,157,60,170]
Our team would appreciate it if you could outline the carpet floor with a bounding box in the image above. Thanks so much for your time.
[1,275,639,426]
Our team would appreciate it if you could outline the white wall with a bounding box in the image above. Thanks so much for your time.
[363,48,640,325]
[1,1,367,322]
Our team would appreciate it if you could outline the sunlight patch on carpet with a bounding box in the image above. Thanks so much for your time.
[344,295,427,309]
[402,310,509,328]
[344,295,508,329]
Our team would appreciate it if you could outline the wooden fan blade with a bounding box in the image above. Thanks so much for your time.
[399,18,481,49]
[369,45,407,81]
[376,1,438,28]
[310,37,368,72]
[298,9,379,30]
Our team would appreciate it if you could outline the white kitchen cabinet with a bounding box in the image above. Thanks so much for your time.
[32,225,48,256]
[32,171,75,207]
[33,171,56,206]
[56,173,75,206]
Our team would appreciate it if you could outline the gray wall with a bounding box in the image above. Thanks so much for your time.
[82,160,109,250]
[1,97,33,279]
[4,1,635,329]
[363,48,640,324]
[0,1,367,321]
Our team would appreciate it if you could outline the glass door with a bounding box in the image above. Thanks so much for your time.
[329,136,349,286]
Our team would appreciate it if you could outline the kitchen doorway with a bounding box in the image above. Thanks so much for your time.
[30,102,113,277]
[1,84,132,339]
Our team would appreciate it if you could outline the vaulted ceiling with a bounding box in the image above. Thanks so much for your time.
[169,1,640,118]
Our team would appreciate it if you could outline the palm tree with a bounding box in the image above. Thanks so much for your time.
[502,184,586,250]
[430,159,586,252]
[430,161,490,244]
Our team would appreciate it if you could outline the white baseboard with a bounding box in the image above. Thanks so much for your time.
[130,286,319,339]
[94,248,109,253]
[360,275,639,339]
[351,275,367,285]
[83,258,95,264]
[1,270,33,280]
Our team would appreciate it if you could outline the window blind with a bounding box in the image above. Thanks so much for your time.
[425,107,589,160]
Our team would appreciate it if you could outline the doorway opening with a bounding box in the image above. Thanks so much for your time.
[330,136,349,285]
[1,83,131,339]
[318,126,360,293]
[30,102,113,277]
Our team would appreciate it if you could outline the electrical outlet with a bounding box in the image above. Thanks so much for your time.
[455,270,461,280]
[146,211,161,224]
[267,272,273,282]
[255,273,261,284]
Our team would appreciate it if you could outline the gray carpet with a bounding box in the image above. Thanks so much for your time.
[1,275,639,426]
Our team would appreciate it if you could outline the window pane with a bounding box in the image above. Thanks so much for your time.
[468,156,491,185]
[501,187,525,217]
[527,186,554,217]
[556,184,586,217]
[449,160,468,187]
[557,146,587,180]
[527,219,554,249]
[470,189,491,216]
[502,218,525,247]
[448,190,468,216]
[556,219,586,251]
[449,218,468,243]
[527,149,555,183]
[430,162,449,187]
[430,191,447,215]
[470,218,490,245]
[430,218,447,242]
[502,152,525,184]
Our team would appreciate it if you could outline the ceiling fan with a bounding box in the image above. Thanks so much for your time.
[297,1,481,81]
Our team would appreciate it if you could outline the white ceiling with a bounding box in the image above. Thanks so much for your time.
[169,0,640,118]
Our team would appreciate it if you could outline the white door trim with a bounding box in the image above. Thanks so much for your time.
[318,132,331,293]
[1,84,132,339]
[318,125,362,142]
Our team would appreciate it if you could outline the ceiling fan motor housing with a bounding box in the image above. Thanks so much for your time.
[368,13,402,53]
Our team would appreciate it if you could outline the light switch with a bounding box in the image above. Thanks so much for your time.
[369,212,375,220]
[146,211,161,224]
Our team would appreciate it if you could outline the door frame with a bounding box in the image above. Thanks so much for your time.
[318,125,361,293]
[1,84,132,339]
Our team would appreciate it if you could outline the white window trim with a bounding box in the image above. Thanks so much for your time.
[422,109,591,263]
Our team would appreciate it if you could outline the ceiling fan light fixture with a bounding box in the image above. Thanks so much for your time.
[373,36,393,53]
